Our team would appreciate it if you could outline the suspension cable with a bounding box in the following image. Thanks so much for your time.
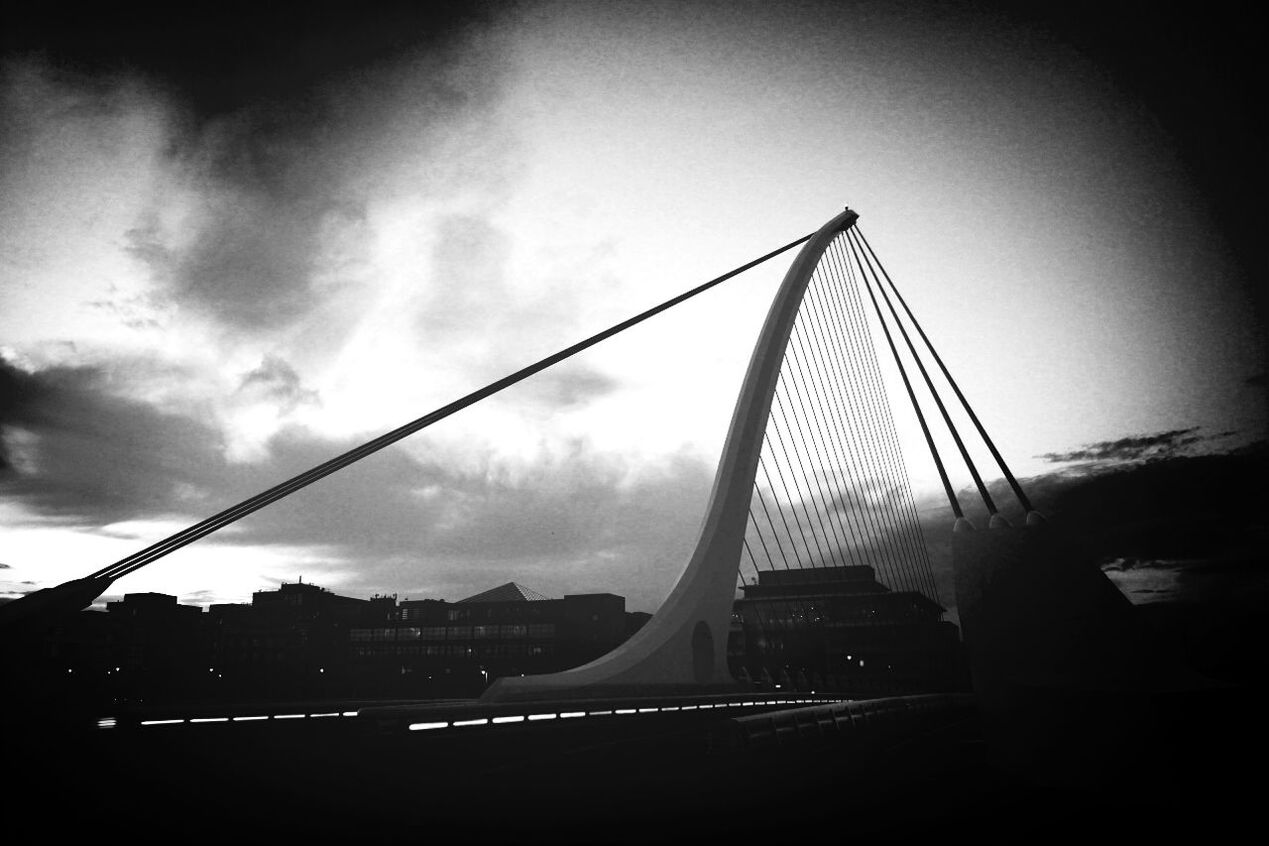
[88,231,816,583]
[845,234,964,519]
[856,226,1034,514]
[850,229,997,515]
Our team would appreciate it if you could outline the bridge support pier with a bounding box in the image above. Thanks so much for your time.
[951,520,1220,784]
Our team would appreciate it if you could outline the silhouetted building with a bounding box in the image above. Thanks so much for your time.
[11,579,652,705]
[348,581,648,696]
[625,610,653,638]
[105,592,207,701]
[206,582,394,698]
[728,566,966,695]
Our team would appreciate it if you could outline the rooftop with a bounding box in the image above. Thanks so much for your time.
[458,582,551,604]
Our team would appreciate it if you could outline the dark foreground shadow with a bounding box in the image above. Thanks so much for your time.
[5,682,1262,845]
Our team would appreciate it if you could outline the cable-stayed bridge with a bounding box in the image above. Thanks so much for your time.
[3,207,1252,841]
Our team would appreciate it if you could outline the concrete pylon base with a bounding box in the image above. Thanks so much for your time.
[951,520,1222,783]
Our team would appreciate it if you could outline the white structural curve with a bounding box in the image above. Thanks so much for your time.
[482,208,860,702]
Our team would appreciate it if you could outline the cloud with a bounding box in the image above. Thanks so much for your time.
[237,355,319,414]
[99,14,521,345]
[216,427,713,610]
[0,29,699,610]
[128,191,348,332]
[84,289,169,331]
[0,359,43,471]
[0,355,713,610]
[420,214,512,339]
[413,212,625,401]
[742,468,941,604]
[1037,427,1207,464]
[118,103,379,335]
[2,5,499,119]
[0,358,226,521]
[522,365,621,410]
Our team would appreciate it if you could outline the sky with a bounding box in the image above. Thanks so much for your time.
[1,1,1263,614]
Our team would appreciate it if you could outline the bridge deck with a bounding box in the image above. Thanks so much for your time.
[9,688,1260,843]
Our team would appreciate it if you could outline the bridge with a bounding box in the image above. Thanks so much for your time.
[3,207,1256,841]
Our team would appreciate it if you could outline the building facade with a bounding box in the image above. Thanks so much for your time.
[18,579,651,705]
[206,581,395,699]
[347,582,648,697]
[15,570,964,708]
[728,566,967,695]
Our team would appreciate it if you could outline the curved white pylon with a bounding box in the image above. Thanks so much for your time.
[482,208,860,702]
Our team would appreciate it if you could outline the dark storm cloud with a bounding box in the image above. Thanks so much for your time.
[125,100,391,333]
[126,191,350,331]
[1,3,500,118]
[0,358,44,470]
[913,437,1268,620]
[1247,374,1266,388]
[67,7,520,336]
[0,359,225,520]
[1038,428,1207,464]
[1032,443,1267,562]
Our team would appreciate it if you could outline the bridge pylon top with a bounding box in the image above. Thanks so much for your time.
[836,207,859,231]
